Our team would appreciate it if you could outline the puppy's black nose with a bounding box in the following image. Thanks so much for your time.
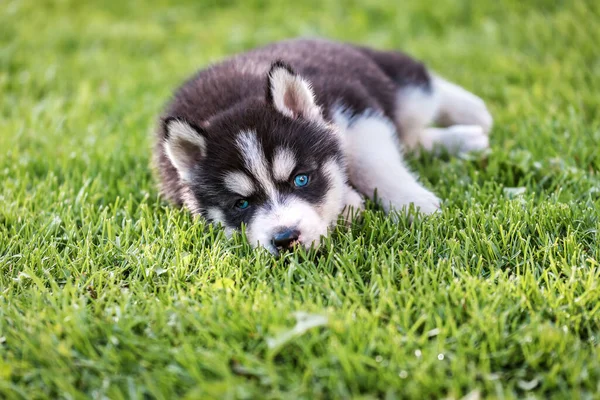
[271,228,300,249]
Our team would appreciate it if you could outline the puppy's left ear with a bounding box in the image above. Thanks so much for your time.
[163,117,207,182]
[266,60,323,122]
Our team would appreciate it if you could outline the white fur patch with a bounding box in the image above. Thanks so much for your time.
[235,130,277,198]
[269,66,323,122]
[272,147,297,181]
[343,112,440,215]
[164,119,206,182]
[224,171,255,196]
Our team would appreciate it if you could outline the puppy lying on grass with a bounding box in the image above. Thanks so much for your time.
[154,38,492,254]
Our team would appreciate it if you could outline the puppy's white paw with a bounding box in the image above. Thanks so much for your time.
[384,184,441,220]
[408,187,441,215]
[425,125,489,155]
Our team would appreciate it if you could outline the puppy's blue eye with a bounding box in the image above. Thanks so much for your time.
[235,199,250,210]
[293,174,309,187]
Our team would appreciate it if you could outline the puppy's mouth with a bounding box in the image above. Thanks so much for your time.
[274,239,301,253]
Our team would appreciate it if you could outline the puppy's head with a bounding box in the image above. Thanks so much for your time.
[162,61,347,254]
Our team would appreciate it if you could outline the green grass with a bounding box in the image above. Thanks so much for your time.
[1,0,600,398]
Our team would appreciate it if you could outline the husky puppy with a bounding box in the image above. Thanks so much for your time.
[154,39,492,254]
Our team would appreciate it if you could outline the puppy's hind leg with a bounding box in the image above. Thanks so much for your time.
[360,47,493,155]
[396,81,492,155]
[432,75,493,134]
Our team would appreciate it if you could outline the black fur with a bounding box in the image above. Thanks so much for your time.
[154,38,431,212]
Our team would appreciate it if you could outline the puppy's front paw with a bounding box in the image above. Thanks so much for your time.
[400,187,441,216]
[385,185,441,220]
[412,189,441,215]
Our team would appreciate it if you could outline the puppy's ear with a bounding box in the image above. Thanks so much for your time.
[163,117,207,182]
[266,60,323,122]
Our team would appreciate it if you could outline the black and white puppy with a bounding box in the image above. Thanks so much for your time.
[154,38,492,254]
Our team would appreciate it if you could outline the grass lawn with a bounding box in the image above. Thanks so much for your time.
[1,0,600,398]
